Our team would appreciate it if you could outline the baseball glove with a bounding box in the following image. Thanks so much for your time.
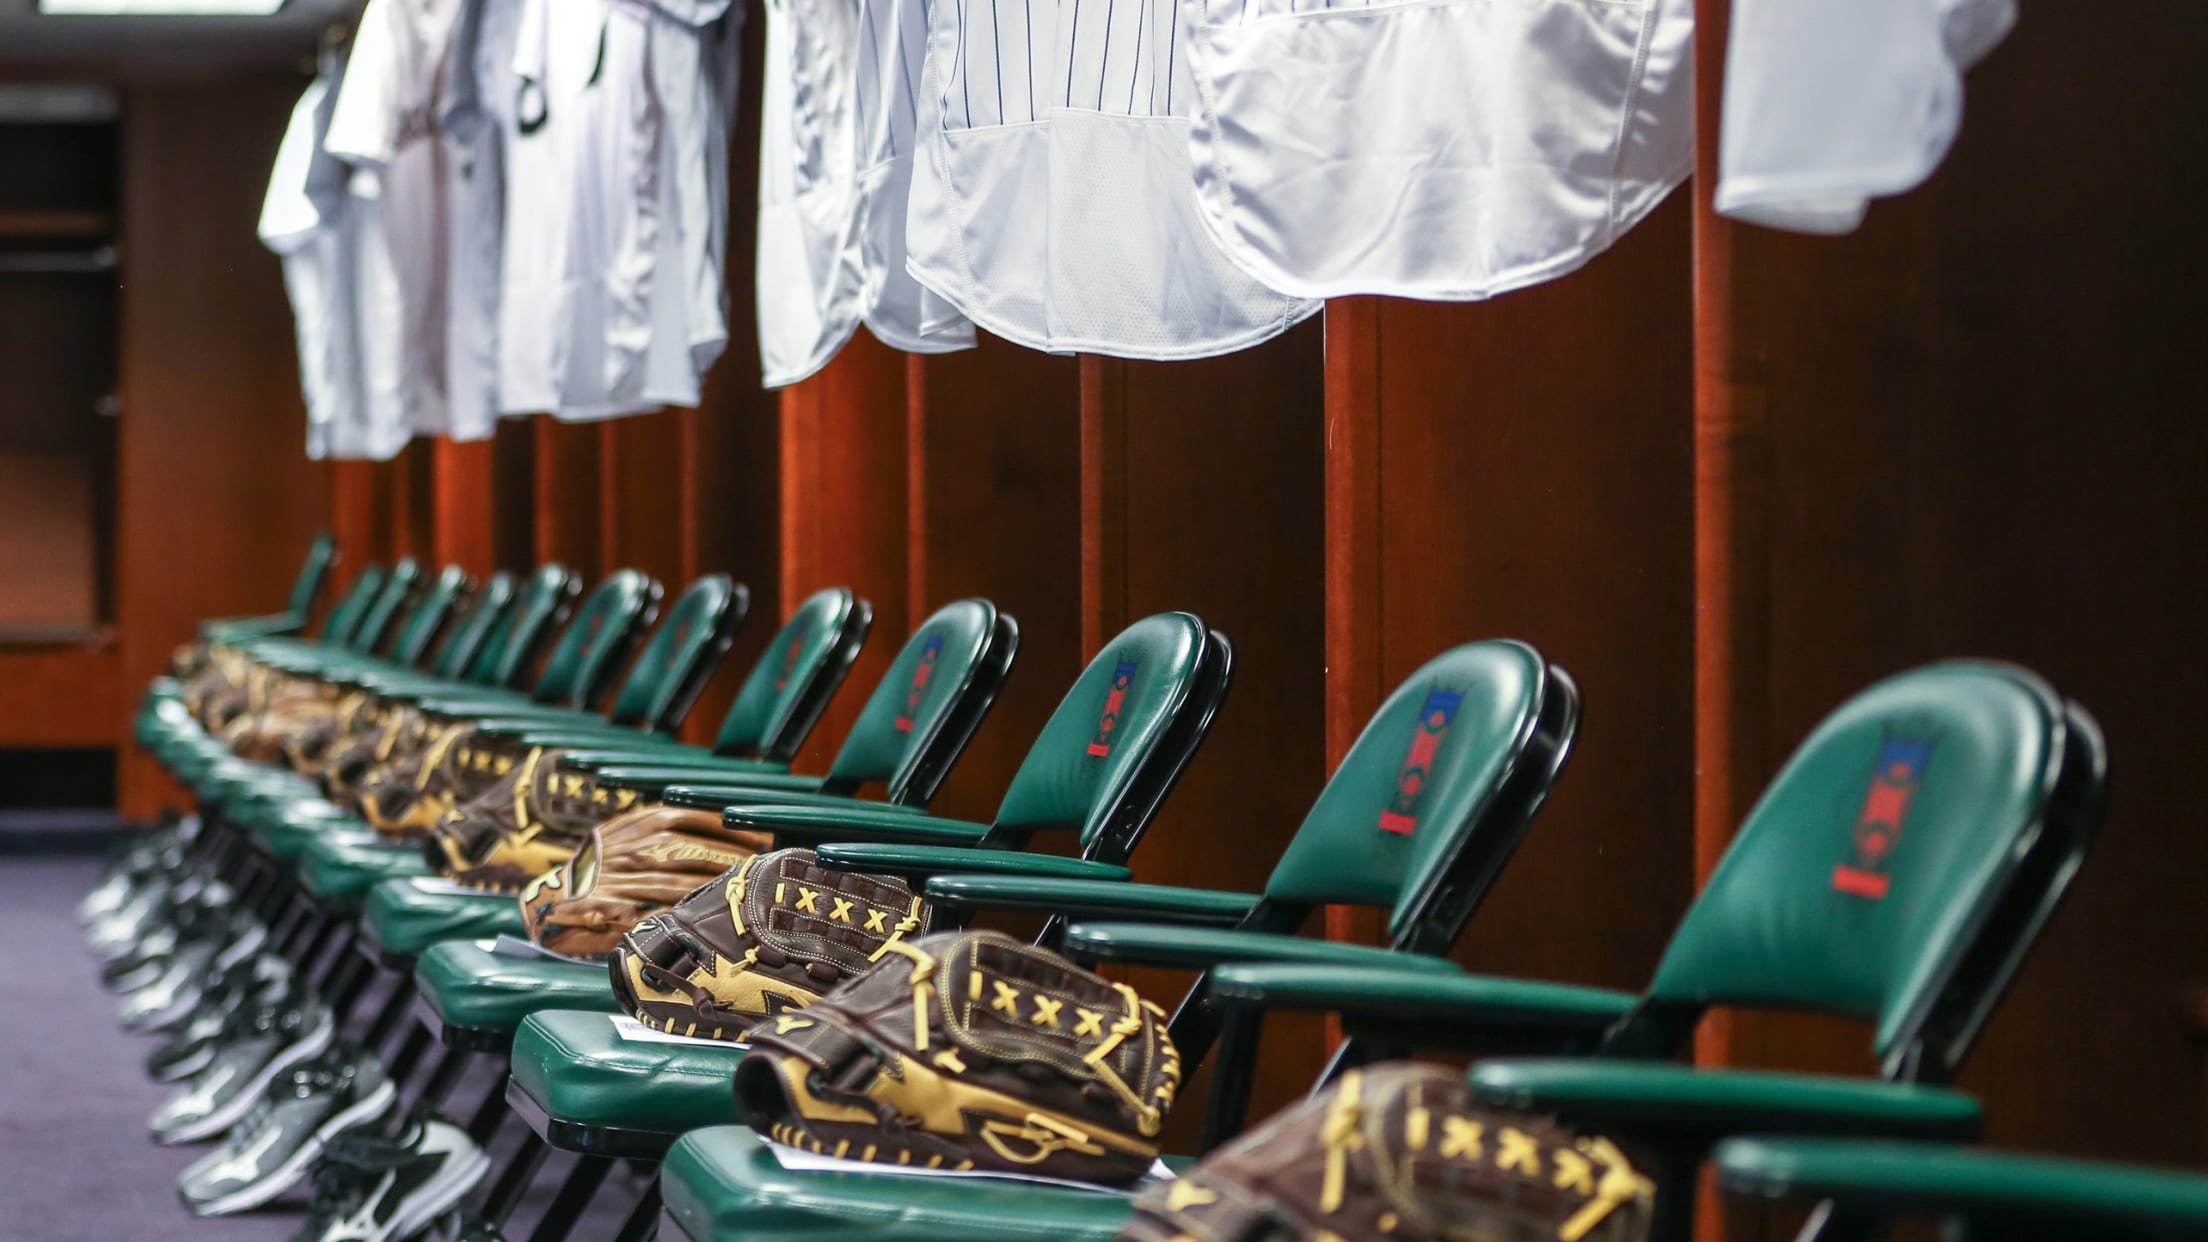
[518,805,772,961]
[610,847,930,1039]
[357,722,486,840]
[422,746,632,890]
[733,929,1181,1186]
[1116,1062,1654,1242]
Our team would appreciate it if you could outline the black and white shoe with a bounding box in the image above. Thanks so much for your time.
[120,916,270,1033]
[147,956,295,1082]
[151,999,335,1145]
[179,1051,395,1217]
[292,1119,491,1242]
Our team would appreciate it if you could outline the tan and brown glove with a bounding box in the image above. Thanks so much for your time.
[610,847,930,1039]
[421,746,623,890]
[518,805,772,961]
[358,721,487,840]
[733,929,1181,1187]
[1117,1063,1654,1242]
[317,703,427,810]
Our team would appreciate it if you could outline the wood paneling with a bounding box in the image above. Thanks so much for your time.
[114,76,330,817]
[1690,0,2208,1200]
[0,639,120,748]
[1080,316,1330,1142]
[533,417,603,583]
[907,334,1082,821]
[601,412,689,591]
[489,417,537,571]
[779,333,910,775]
[432,437,496,576]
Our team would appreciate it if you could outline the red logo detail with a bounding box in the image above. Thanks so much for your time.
[1086,661,1138,758]
[1378,688,1462,836]
[894,633,946,733]
[1831,739,1933,900]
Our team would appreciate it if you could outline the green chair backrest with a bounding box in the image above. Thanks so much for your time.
[471,564,579,690]
[602,574,747,731]
[1262,641,1576,944]
[824,598,1018,804]
[430,572,515,681]
[708,588,867,761]
[351,556,422,655]
[1645,662,2105,1077]
[990,611,1231,858]
[317,565,386,646]
[387,565,472,669]
[531,570,661,712]
[286,532,339,622]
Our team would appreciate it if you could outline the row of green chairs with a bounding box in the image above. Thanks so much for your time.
[143,535,2207,1242]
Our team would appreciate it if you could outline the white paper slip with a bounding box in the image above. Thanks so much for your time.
[607,1014,752,1050]
[406,877,490,897]
[764,1138,1176,1191]
[488,935,600,966]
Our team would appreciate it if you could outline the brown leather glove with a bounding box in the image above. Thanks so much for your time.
[422,746,622,890]
[611,847,931,1040]
[518,805,772,961]
[733,929,1181,1187]
[358,722,488,841]
[1116,1063,1654,1242]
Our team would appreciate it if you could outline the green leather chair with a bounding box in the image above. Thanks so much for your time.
[1199,661,2107,1242]
[1716,1136,2208,1241]
[918,639,1581,1147]
[653,661,2104,1242]
[483,612,1230,1239]
[197,530,339,643]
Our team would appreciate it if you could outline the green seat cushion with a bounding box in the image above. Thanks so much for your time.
[1469,1061,1983,1141]
[510,1009,747,1136]
[364,878,528,960]
[924,875,1259,924]
[1060,923,1467,975]
[304,835,432,902]
[813,844,1132,883]
[662,1126,1168,1242]
[1208,963,1638,1036]
[415,942,619,1036]
[1715,1137,2208,1237]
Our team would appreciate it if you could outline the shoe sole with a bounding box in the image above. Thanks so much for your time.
[122,978,208,1034]
[155,1012,336,1145]
[187,1079,400,1217]
[389,1141,493,1240]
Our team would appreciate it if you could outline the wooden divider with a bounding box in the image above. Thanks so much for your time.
[532,418,603,584]
[431,438,498,576]
[906,335,1083,820]
[1080,316,1330,1140]
[777,333,911,774]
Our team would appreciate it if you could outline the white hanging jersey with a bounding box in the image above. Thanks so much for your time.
[902,0,1315,358]
[261,73,402,461]
[326,0,466,439]
[439,0,513,440]
[511,0,740,417]
[1715,0,2012,235]
[852,0,973,353]
[1177,0,1693,301]
[756,0,866,387]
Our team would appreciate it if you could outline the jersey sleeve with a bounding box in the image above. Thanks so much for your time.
[1715,0,2017,234]
[325,0,402,167]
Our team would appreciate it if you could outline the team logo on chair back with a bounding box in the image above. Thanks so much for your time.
[1831,733,1936,900]
[774,619,812,690]
[894,632,946,732]
[1379,687,1464,835]
[1087,660,1139,757]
